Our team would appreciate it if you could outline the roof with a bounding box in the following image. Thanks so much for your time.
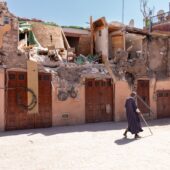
[63,27,90,37]
[19,21,32,32]
[29,22,65,49]
[124,26,170,38]
[108,21,124,32]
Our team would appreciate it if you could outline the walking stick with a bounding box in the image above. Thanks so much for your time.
[140,113,153,135]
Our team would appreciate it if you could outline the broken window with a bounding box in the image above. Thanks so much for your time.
[19,32,26,41]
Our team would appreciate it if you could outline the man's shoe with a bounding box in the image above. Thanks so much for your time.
[134,134,141,139]
[123,130,128,138]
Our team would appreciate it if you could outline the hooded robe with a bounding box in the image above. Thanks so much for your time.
[125,97,143,134]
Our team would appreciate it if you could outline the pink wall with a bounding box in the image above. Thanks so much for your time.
[114,81,131,121]
[52,80,132,125]
[0,69,5,131]
[52,86,85,126]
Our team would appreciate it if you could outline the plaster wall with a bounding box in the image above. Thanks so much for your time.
[0,24,11,48]
[114,81,131,121]
[0,69,5,131]
[95,27,109,57]
[52,86,85,126]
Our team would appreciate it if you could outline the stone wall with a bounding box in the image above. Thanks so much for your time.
[0,68,5,131]
[0,2,27,69]
[167,39,170,76]
[78,35,91,56]
[95,27,109,57]
[143,37,169,79]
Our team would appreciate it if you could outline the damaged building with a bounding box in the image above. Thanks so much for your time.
[0,1,170,131]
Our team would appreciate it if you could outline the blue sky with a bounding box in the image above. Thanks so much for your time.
[6,0,170,28]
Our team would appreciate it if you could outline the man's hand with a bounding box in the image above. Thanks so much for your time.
[136,108,141,114]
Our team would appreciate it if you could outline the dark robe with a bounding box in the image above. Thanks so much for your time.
[125,97,143,134]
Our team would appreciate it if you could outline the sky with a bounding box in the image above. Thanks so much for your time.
[5,0,170,28]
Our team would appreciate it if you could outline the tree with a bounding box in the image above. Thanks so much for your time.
[140,0,149,18]
[140,0,154,27]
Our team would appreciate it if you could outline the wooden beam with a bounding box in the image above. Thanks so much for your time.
[110,30,123,36]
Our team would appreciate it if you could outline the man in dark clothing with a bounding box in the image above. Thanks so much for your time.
[123,91,143,139]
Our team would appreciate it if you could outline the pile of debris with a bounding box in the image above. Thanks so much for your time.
[50,63,110,101]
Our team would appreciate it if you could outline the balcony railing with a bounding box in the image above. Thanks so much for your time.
[150,11,170,26]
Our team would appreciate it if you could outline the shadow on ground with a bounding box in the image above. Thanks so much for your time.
[115,137,136,145]
[0,118,170,137]
[114,134,153,145]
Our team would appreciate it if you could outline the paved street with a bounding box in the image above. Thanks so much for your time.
[0,119,170,170]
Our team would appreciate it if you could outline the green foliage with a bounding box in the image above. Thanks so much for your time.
[62,25,86,30]
[28,31,37,45]
[43,22,59,27]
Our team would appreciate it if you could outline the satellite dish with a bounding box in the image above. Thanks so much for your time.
[129,19,134,27]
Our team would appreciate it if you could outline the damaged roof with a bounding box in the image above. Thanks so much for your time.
[29,22,65,49]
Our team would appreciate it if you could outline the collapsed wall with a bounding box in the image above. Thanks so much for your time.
[0,2,27,68]
[110,34,170,87]
[143,36,169,79]
[49,63,110,101]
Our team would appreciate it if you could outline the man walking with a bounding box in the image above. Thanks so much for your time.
[123,91,143,139]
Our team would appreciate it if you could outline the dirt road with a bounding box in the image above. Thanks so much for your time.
[0,119,170,170]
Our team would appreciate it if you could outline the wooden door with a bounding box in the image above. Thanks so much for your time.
[157,90,170,118]
[112,35,124,57]
[137,80,150,114]
[35,73,52,128]
[6,72,19,130]
[17,72,35,130]
[85,79,114,123]
[6,71,52,131]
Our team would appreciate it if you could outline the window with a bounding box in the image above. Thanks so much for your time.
[39,75,42,80]
[157,92,163,97]
[4,16,10,24]
[99,30,102,37]
[101,81,106,87]
[50,35,53,43]
[107,80,112,87]
[18,74,25,80]
[43,75,50,80]
[164,93,169,97]
[87,81,93,87]
[9,74,15,80]
[95,81,100,87]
